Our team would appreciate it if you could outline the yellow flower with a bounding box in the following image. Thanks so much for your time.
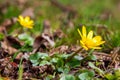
[18,15,34,29]
[77,26,105,50]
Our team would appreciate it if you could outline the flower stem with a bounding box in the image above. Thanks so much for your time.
[65,47,83,63]
[88,49,94,56]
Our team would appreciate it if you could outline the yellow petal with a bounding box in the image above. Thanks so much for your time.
[25,24,33,28]
[92,46,101,49]
[27,26,33,28]
[77,25,105,50]
[99,41,105,44]
[80,40,85,45]
[25,16,30,22]
[96,41,105,46]
[28,20,34,24]
[80,40,89,50]
[87,30,93,39]
[18,16,23,22]
[82,45,89,50]
[18,15,34,29]
[92,36,102,42]
[77,29,82,38]
[82,26,87,37]
[19,15,23,20]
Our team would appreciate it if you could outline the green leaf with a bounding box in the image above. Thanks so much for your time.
[60,54,70,59]
[89,55,97,60]
[29,53,41,61]
[45,74,54,80]
[0,33,4,40]
[18,33,34,46]
[57,67,64,73]
[57,67,70,73]
[37,52,49,59]
[29,52,48,61]
[115,68,120,77]
[32,62,39,66]
[78,72,89,80]
[57,65,70,73]
[74,55,83,60]
[105,68,120,80]
[66,58,80,68]
[57,58,64,67]
[29,52,49,66]
[60,74,75,80]
[88,62,104,76]
[88,62,96,68]
[20,44,33,52]
[78,70,95,80]
[0,78,3,80]
[39,60,51,66]
[87,70,95,77]
[50,58,59,63]
[105,73,115,80]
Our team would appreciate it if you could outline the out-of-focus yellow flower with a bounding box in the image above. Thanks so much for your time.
[77,26,105,50]
[18,15,34,29]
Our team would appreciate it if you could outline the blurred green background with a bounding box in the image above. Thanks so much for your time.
[0,0,120,47]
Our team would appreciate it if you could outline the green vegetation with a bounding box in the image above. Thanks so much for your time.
[0,0,120,79]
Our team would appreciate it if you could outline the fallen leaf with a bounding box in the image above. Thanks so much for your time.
[21,8,35,18]
[50,45,68,56]
[42,33,55,47]
[53,29,66,39]
[6,36,21,49]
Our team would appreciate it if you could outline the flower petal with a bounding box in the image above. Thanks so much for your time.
[18,15,34,29]
[80,40,85,45]
[25,16,30,22]
[96,41,105,46]
[92,46,101,49]
[77,26,105,50]
[29,20,34,24]
[82,45,89,50]
[77,29,82,38]
[87,30,93,39]
[82,26,87,37]
[19,15,23,20]
[92,36,102,42]
[80,40,89,50]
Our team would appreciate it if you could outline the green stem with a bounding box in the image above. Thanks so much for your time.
[65,48,83,63]
[18,58,23,80]
[88,49,94,56]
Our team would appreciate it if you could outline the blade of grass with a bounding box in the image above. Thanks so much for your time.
[18,58,23,80]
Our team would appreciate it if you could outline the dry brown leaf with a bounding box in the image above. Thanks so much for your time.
[0,26,6,34]
[0,48,9,59]
[33,35,48,53]
[33,33,55,54]
[15,52,23,59]
[21,8,35,18]
[53,29,66,39]
[0,35,23,55]
[42,33,55,47]
[6,36,22,49]
[50,45,68,56]
[1,40,18,55]
[0,18,17,35]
